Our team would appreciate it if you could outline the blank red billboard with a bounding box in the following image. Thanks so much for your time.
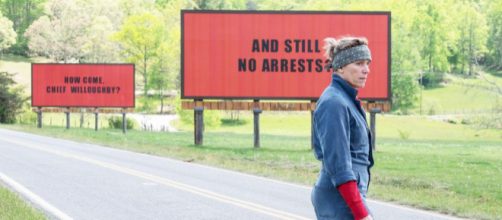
[182,11,390,100]
[32,64,135,107]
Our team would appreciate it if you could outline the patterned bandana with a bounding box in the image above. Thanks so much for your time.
[331,45,372,70]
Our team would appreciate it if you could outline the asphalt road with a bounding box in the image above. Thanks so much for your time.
[0,128,465,220]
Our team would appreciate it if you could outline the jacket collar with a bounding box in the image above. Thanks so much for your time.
[331,73,358,100]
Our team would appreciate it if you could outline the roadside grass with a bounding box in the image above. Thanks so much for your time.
[2,113,501,219]
[0,184,46,220]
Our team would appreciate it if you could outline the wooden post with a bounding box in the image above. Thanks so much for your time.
[65,107,70,129]
[253,100,262,148]
[194,106,204,145]
[122,108,127,134]
[94,108,99,131]
[36,107,42,128]
[369,107,381,151]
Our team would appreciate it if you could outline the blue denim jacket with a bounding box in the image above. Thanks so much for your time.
[313,74,374,189]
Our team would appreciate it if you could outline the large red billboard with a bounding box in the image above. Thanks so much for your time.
[182,11,390,100]
[32,64,135,107]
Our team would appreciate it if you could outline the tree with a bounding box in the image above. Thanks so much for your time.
[392,72,419,114]
[78,0,124,63]
[452,1,488,75]
[190,0,247,10]
[0,0,45,55]
[113,12,166,96]
[80,15,120,63]
[486,0,502,70]
[24,0,90,62]
[0,12,17,54]
[0,72,26,123]
[413,1,453,73]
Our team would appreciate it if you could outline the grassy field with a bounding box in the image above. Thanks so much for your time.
[2,112,501,220]
[414,72,501,115]
[0,185,46,220]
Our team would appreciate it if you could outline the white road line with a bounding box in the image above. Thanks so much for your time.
[366,199,466,220]
[0,137,311,220]
[0,172,73,220]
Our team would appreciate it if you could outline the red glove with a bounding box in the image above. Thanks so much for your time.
[337,180,369,220]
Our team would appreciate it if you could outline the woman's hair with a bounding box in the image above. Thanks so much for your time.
[323,37,369,69]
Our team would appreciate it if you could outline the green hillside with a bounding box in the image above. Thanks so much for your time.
[415,73,502,115]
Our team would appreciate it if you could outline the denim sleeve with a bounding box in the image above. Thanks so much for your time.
[315,100,355,187]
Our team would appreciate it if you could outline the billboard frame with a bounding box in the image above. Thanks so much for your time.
[31,63,136,108]
[181,10,391,101]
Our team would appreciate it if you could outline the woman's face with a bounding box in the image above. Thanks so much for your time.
[338,60,371,89]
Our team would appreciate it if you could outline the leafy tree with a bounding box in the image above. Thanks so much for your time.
[190,0,247,10]
[0,72,26,123]
[24,0,90,62]
[486,0,502,70]
[24,0,123,62]
[0,0,45,55]
[0,12,17,53]
[113,12,166,96]
[452,1,488,75]
[79,0,124,62]
[80,15,121,63]
[414,1,453,73]
[391,72,419,114]
[149,42,171,113]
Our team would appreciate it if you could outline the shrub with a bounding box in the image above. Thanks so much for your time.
[0,72,26,123]
[137,97,157,113]
[108,116,136,129]
[421,71,445,88]
[221,118,248,126]
[391,72,419,114]
[397,129,411,140]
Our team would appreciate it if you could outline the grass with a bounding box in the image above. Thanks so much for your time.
[372,138,502,219]
[0,184,46,220]
[2,112,501,219]
[414,72,502,115]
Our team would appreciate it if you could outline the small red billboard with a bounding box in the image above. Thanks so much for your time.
[182,11,390,100]
[32,64,135,107]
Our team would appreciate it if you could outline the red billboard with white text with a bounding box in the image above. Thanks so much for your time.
[182,11,390,100]
[32,64,135,107]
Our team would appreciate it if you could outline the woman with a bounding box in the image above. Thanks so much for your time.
[311,36,374,220]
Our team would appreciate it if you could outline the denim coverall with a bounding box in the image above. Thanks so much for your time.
[311,74,374,220]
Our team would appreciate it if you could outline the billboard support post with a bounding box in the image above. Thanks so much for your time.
[194,106,204,145]
[65,107,70,129]
[94,108,99,131]
[253,100,262,148]
[36,107,42,128]
[122,108,127,134]
[369,107,381,151]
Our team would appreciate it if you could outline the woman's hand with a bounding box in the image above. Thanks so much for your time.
[361,215,373,220]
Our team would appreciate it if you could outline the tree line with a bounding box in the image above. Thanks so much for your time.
[1,0,501,118]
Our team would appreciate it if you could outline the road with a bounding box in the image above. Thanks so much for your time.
[0,128,465,220]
